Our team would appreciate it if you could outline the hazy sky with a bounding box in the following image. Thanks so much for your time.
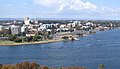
[0,0,120,20]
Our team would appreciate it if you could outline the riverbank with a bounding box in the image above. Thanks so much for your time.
[0,30,98,46]
[0,28,112,46]
[0,39,64,46]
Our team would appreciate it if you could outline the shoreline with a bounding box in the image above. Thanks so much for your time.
[0,28,111,46]
[0,39,64,46]
[0,30,97,46]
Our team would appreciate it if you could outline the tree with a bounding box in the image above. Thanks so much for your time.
[14,38,22,43]
[8,35,17,41]
[32,35,41,42]
[23,36,33,42]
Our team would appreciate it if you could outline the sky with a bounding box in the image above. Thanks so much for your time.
[0,0,120,20]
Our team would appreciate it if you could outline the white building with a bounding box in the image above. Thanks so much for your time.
[0,25,3,31]
[39,24,47,30]
[11,25,21,35]
[60,24,66,28]
[24,16,30,25]
[21,25,27,32]
[86,22,94,26]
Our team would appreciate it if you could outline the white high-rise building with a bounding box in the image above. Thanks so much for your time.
[0,25,3,31]
[11,25,21,35]
[24,16,30,25]
[21,25,26,32]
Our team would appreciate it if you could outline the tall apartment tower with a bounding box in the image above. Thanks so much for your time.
[11,25,21,35]
[24,16,30,25]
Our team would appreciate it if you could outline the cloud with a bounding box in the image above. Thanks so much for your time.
[33,0,58,7]
[33,0,97,10]
[69,0,97,10]
[57,0,97,12]
[32,0,120,19]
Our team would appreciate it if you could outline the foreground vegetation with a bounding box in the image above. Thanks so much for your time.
[0,61,104,69]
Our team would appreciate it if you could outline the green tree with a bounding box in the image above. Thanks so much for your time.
[8,35,17,41]
[32,35,39,42]
[14,38,22,43]
[23,36,33,42]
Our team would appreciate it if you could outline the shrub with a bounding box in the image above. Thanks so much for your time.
[8,35,17,41]
[23,36,33,42]
[14,38,22,43]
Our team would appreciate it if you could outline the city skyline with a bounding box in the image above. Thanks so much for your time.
[0,0,120,20]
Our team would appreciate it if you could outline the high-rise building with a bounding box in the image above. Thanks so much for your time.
[21,25,29,33]
[0,25,3,31]
[24,16,30,25]
[11,25,21,35]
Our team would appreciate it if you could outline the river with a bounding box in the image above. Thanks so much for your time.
[0,29,120,69]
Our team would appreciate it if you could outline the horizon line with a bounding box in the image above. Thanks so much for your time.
[0,18,120,21]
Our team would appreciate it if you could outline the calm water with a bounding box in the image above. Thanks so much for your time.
[0,29,120,69]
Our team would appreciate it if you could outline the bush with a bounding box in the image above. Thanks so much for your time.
[8,35,17,41]
[14,38,22,43]
[23,36,33,42]
[32,36,38,42]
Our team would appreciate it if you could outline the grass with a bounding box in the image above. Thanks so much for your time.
[0,40,15,45]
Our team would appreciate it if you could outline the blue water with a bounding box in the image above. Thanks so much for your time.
[0,29,120,69]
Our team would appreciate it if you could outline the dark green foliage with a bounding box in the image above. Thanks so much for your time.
[8,35,17,41]
[23,36,33,42]
[32,35,42,41]
[14,38,22,43]
[23,35,43,42]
